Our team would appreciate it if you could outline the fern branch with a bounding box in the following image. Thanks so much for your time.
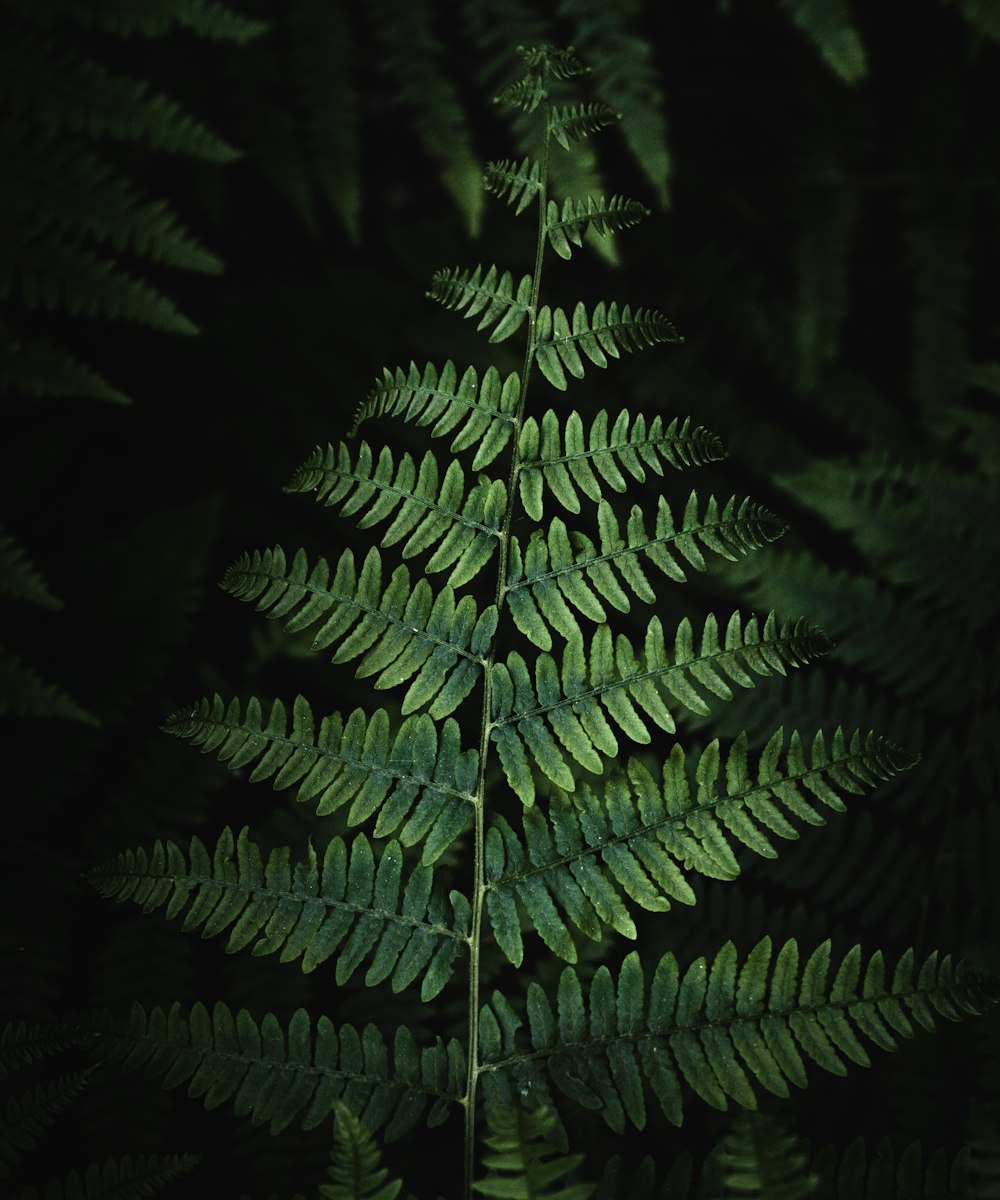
[0,1070,93,1179]
[349,360,519,472]
[0,522,61,609]
[474,1104,595,1199]
[533,302,682,391]
[428,264,534,344]
[164,695,478,864]
[0,647,99,724]
[483,156,543,215]
[0,333,130,403]
[548,102,621,151]
[11,1153,202,1200]
[484,728,914,966]
[221,547,496,717]
[284,444,506,588]
[90,1001,465,1138]
[544,195,650,260]
[479,942,1000,1132]
[7,0,267,41]
[87,826,470,999]
[516,410,726,521]
[489,613,832,805]
[504,495,785,651]
[321,1100,408,1200]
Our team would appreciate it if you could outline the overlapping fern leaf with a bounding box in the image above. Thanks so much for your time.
[85,40,1000,1199]
[483,728,915,964]
[479,940,999,1131]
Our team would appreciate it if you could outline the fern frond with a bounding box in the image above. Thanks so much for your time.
[494,75,550,114]
[483,157,543,214]
[718,1110,818,1198]
[428,264,533,344]
[92,1001,465,1137]
[221,547,496,716]
[0,647,99,724]
[87,826,470,999]
[548,103,621,151]
[516,410,726,522]
[289,1,360,241]
[775,0,868,85]
[533,302,682,391]
[0,1070,92,1180]
[2,121,223,273]
[349,360,519,471]
[370,0,484,236]
[0,523,61,609]
[489,613,831,805]
[286,443,506,587]
[474,1104,595,1199]
[8,0,268,42]
[10,1152,201,1200]
[484,728,914,965]
[11,238,199,334]
[0,38,239,161]
[545,195,650,260]
[518,46,591,81]
[321,1100,406,1200]
[558,2,671,205]
[811,1136,971,1197]
[0,334,129,403]
[164,695,477,864]
[505,495,784,651]
[0,1022,86,1082]
[479,942,1000,1132]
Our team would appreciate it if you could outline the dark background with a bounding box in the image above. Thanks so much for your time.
[2,1,999,1195]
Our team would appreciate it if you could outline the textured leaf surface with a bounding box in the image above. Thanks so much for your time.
[516,410,726,521]
[164,695,478,864]
[221,547,497,716]
[285,444,505,588]
[92,1002,465,1138]
[485,729,915,964]
[490,613,832,804]
[87,826,470,998]
[480,943,999,1131]
[350,360,519,470]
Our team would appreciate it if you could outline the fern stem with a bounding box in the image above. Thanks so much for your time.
[463,91,553,1200]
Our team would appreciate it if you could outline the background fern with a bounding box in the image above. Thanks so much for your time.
[4,2,1000,1195]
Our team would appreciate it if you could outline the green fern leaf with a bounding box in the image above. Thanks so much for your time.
[87,826,470,998]
[284,444,506,588]
[91,1001,465,1138]
[484,728,913,965]
[321,1100,406,1200]
[0,38,239,161]
[718,1111,818,1198]
[775,0,868,85]
[489,613,831,805]
[479,943,1000,1132]
[0,1070,92,1180]
[533,302,682,391]
[519,45,591,81]
[0,1021,87,1081]
[220,547,496,716]
[289,1,360,240]
[811,1135,972,1197]
[7,1152,201,1200]
[0,334,130,403]
[10,238,199,334]
[0,523,61,609]
[0,647,98,724]
[545,195,650,260]
[164,695,478,864]
[516,411,726,521]
[549,102,621,151]
[370,0,484,236]
[1,121,223,273]
[349,360,519,471]
[474,1104,595,1199]
[8,0,268,42]
[558,1,671,205]
[428,264,533,344]
[504,495,785,651]
[483,156,543,215]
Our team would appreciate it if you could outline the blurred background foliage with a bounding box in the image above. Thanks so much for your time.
[1,0,999,1195]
